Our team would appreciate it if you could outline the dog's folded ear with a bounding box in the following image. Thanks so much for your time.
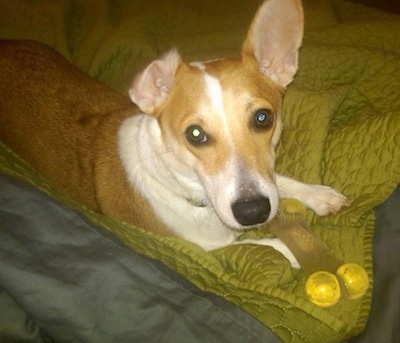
[242,0,304,87]
[129,50,181,115]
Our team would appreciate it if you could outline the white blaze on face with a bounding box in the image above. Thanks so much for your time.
[191,69,276,228]
[203,73,226,125]
[190,70,237,227]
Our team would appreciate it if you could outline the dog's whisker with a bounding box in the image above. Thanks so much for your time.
[132,147,174,172]
[275,208,287,227]
[0,0,348,260]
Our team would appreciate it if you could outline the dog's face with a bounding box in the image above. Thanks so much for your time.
[128,0,303,231]
[156,58,284,229]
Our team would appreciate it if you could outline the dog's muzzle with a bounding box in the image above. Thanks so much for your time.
[231,196,270,226]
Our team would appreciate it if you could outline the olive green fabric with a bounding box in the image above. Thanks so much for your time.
[1,0,399,341]
[1,174,280,343]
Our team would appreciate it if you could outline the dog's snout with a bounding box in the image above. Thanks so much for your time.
[231,197,270,226]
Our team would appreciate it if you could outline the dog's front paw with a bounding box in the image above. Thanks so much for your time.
[305,185,348,216]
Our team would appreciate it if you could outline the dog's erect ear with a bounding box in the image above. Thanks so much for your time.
[242,0,304,87]
[129,50,181,115]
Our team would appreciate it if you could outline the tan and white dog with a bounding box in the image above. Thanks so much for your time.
[0,0,347,266]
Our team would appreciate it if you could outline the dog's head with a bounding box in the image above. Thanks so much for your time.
[128,0,303,230]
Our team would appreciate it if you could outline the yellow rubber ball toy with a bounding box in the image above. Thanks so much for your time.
[337,263,369,300]
[305,271,341,308]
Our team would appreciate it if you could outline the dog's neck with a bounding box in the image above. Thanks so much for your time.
[118,114,238,250]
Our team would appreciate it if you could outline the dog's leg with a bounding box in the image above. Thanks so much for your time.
[238,176,347,269]
[276,174,348,216]
[236,238,300,268]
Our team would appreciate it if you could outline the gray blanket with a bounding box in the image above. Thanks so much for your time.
[1,175,399,342]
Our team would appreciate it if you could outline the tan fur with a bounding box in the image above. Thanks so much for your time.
[0,1,347,260]
[0,40,170,235]
[1,0,346,255]
[203,59,283,176]
[158,59,282,180]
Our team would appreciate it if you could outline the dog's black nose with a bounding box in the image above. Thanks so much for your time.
[231,197,270,226]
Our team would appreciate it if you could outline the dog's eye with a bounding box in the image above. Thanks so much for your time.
[185,125,208,145]
[254,109,274,129]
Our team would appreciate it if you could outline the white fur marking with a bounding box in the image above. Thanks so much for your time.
[203,73,225,119]
[276,174,348,216]
[118,115,239,251]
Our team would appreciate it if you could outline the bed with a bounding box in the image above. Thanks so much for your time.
[0,0,399,342]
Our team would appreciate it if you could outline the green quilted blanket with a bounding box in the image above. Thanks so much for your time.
[1,0,399,341]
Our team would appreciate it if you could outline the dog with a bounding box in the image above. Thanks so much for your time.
[0,0,347,267]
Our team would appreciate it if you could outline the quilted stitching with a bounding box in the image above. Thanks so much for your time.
[1,0,400,341]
